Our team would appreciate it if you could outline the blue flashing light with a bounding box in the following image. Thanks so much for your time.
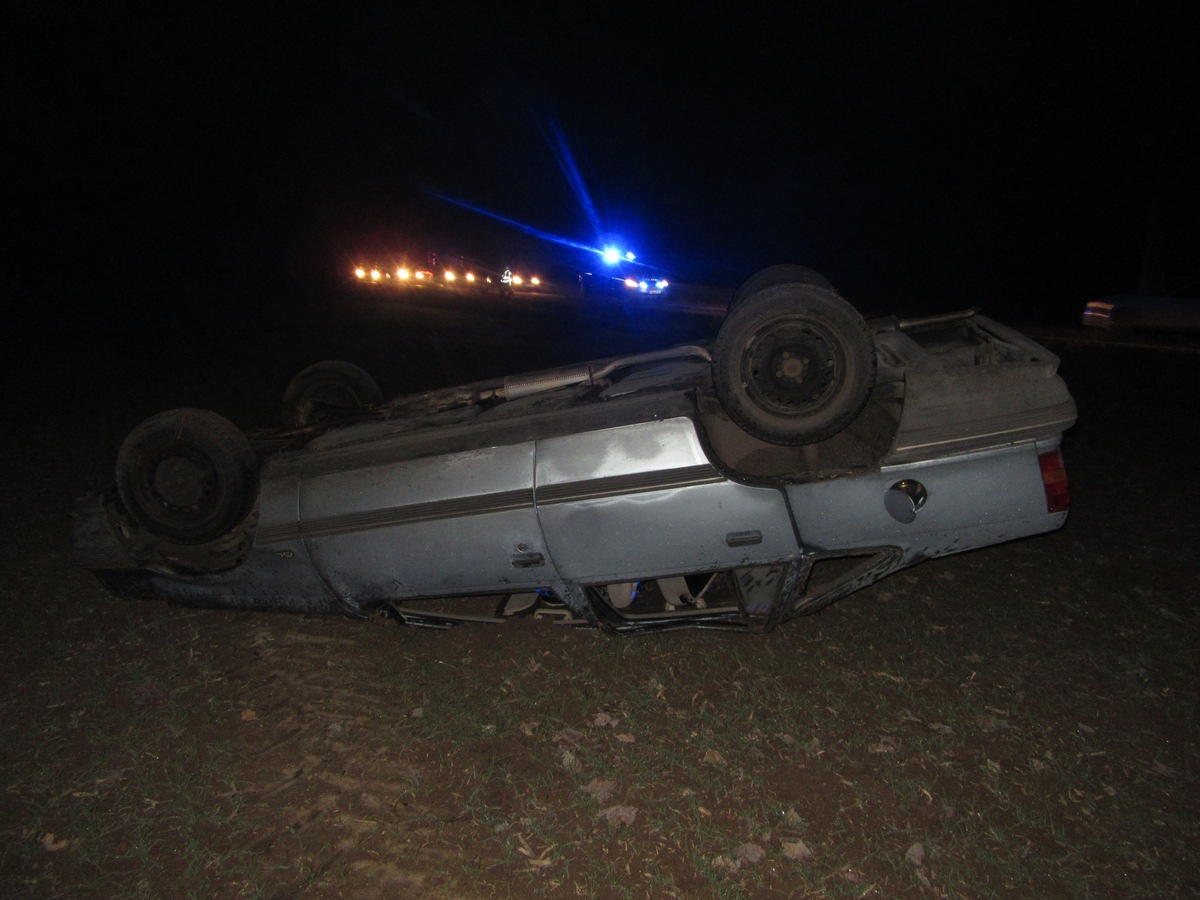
[430,192,596,255]
[601,246,622,265]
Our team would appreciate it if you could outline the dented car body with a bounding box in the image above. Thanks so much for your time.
[74,290,1075,632]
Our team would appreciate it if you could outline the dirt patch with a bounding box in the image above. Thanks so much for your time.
[2,320,1198,897]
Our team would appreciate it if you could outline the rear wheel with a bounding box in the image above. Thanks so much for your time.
[729,264,833,310]
[712,283,875,445]
[282,360,383,427]
[116,408,258,544]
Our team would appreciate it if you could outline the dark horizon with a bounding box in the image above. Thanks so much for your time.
[10,4,1199,329]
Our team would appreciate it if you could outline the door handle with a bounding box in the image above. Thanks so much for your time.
[510,551,546,569]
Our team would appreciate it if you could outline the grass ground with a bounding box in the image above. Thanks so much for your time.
[1,323,1197,898]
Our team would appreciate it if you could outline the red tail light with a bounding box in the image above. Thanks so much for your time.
[1038,450,1070,513]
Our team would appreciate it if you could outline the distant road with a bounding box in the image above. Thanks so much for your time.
[1018,323,1200,354]
[656,283,731,315]
[347,280,731,315]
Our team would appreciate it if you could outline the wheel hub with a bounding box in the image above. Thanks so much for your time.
[774,350,809,383]
[745,324,838,412]
[153,454,211,509]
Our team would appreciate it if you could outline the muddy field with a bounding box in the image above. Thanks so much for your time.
[2,295,1198,898]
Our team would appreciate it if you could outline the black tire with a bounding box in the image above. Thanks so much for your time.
[281,360,383,427]
[116,408,258,544]
[712,284,876,445]
[729,264,834,310]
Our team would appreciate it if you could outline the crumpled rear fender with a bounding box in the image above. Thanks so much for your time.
[74,492,351,615]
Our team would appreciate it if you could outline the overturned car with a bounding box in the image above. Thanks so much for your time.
[74,268,1076,632]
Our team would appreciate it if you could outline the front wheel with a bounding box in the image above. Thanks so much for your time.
[116,408,258,544]
[712,284,876,445]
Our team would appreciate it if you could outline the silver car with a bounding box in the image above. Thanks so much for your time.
[74,269,1076,632]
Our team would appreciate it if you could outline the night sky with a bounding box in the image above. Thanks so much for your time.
[10,2,1198,327]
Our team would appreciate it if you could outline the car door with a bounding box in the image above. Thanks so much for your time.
[534,417,799,585]
[299,440,555,603]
